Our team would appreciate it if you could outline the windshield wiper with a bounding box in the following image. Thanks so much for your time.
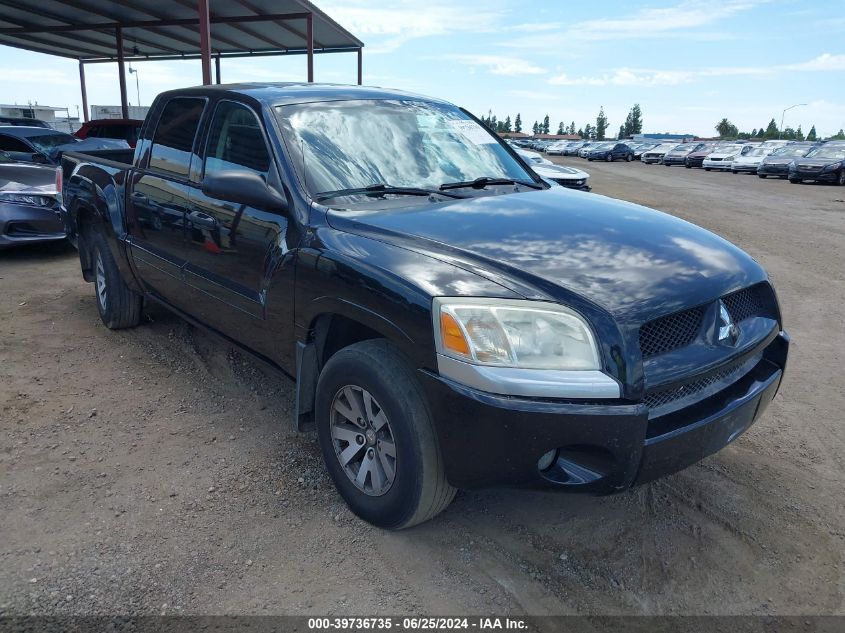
[315,183,467,202]
[439,176,544,191]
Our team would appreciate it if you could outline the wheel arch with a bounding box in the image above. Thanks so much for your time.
[294,302,421,431]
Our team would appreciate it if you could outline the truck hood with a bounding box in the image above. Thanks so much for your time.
[0,163,57,194]
[325,188,765,323]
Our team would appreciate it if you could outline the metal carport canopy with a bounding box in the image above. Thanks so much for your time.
[0,0,364,120]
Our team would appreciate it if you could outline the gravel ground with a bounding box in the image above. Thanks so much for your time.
[0,160,843,618]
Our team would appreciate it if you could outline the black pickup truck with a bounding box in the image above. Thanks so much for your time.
[62,83,789,529]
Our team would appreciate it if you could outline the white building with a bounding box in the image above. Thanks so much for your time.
[91,105,150,120]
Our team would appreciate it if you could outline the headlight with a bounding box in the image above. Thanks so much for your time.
[0,193,54,207]
[434,298,599,370]
[823,162,841,171]
[724,156,735,161]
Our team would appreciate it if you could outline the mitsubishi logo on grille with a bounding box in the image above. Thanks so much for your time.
[717,300,740,344]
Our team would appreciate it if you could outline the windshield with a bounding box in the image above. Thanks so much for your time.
[748,148,769,157]
[25,132,77,154]
[807,147,845,160]
[276,99,535,200]
[772,146,811,157]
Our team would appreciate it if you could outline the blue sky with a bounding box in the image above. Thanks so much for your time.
[1,0,844,136]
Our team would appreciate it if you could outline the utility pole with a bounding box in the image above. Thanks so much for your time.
[780,103,807,139]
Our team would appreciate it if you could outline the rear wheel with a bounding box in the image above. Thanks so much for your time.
[705,167,711,171]
[91,230,142,329]
[605,154,612,162]
[626,154,633,162]
[789,178,802,184]
[732,169,738,174]
[838,170,845,186]
[315,340,456,529]
[758,174,766,179]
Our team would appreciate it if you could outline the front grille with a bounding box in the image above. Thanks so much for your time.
[639,283,776,359]
[644,354,759,411]
[722,284,769,324]
[639,306,705,358]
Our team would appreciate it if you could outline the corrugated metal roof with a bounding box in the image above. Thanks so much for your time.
[0,0,362,61]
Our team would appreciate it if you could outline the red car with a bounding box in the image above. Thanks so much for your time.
[74,119,143,148]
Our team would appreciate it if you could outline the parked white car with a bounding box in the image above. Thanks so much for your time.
[731,146,776,174]
[702,144,754,171]
[516,148,553,166]
[545,141,571,156]
[531,162,591,191]
[640,143,677,164]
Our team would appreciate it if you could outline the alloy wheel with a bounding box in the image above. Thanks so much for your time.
[330,385,397,496]
[95,251,107,312]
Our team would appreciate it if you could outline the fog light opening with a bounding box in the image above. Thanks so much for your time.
[537,449,558,472]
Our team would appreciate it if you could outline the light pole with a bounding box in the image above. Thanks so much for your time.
[128,64,140,111]
[779,103,807,139]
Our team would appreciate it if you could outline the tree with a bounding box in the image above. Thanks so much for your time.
[595,106,608,140]
[583,123,594,139]
[569,121,576,135]
[532,121,539,135]
[557,121,564,135]
[542,114,550,135]
[831,129,845,140]
[623,103,643,137]
[514,113,522,133]
[715,118,738,138]
[577,127,584,138]
[806,125,817,141]
[756,126,766,138]
[751,128,757,137]
[764,118,779,139]
[504,115,512,133]
[795,125,804,141]
[617,124,625,139]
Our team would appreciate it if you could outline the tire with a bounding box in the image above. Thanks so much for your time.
[838,170,845,186]
[605,154,612,162]
[91,229,142,329]
[626,154,633,162]
[732,170,738,174]
[789,178,801,184]
[758,174,766,179]
[704,167,711,171]
[315,340,456,529]
[685,164,691,169]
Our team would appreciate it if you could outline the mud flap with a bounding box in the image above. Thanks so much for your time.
[294,341,318,431]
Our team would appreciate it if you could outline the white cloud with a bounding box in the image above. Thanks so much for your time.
[0,68,76,86]
[547,54,845,87]
[502,0,766,49]
[444,54,546,76]
[784,53,845,71]
[319,2,502,54]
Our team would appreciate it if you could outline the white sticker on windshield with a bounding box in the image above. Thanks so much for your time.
[447,119,497,145]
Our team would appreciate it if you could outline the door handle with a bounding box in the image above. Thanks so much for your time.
[130,192,149,204]
[189,210,217,228]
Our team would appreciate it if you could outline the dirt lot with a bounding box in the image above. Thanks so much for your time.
[1,160,843,618]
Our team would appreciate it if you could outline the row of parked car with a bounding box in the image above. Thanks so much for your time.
[516,137,845,186]
[0,117,143,249]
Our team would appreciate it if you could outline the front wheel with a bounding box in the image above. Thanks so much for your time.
[758,174,766,179]
[789,178,802,184]
[626,154,633,162]
[732,170,738,174]
[704,167,711,171]
[838,170,845,186]
[605,154,612,162]
[315,340,456,529]
[91,230,142,329]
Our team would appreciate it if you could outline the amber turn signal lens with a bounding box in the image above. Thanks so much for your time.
[440,311,470,356]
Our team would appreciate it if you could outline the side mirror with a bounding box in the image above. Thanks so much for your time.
[200,170,288,212]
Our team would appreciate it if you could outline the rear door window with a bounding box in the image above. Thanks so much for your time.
[149,98,205,177]
[0,134,32,153]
